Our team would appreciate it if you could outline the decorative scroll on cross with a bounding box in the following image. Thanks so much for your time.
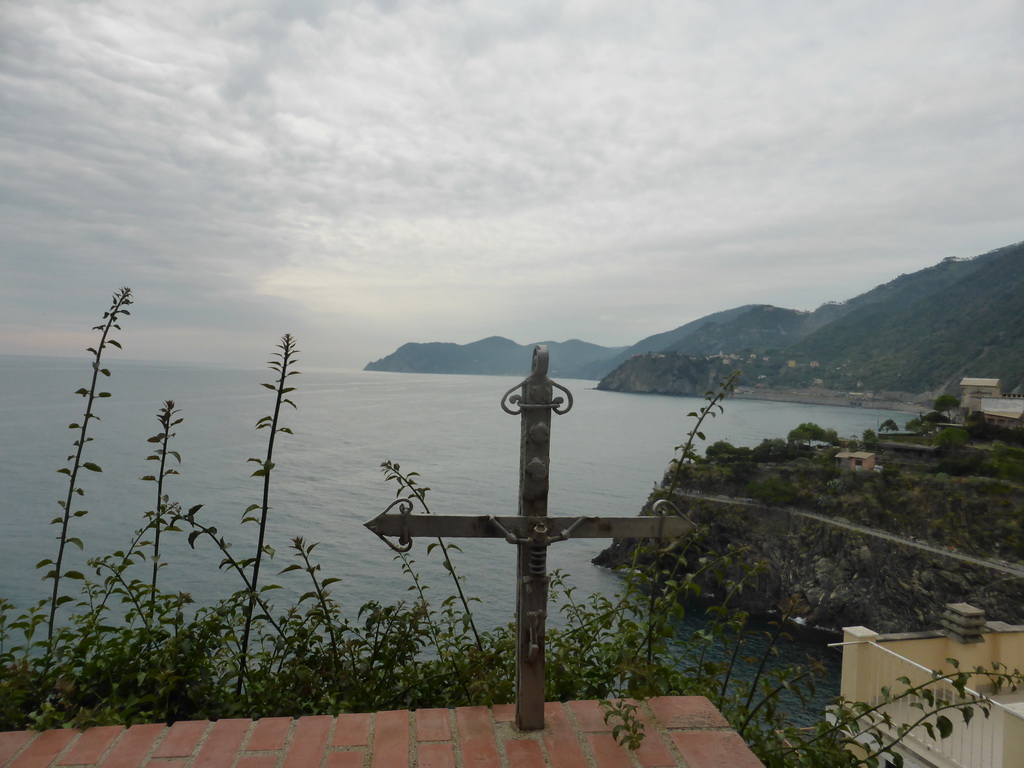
[364,345,694,731]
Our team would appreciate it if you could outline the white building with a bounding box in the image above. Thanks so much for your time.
[959,378,1024,428]
[960,378,1003,413]
[838,604,1024,768]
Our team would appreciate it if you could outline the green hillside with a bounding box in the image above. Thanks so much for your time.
[569,305,758,379]
[778,242,1024,394]
[663,305,815,356]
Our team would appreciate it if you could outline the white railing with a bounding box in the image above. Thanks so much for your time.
[841,641,1021,768]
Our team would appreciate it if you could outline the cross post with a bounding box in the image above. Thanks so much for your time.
[503,345,569,729]
[364,345,694,731]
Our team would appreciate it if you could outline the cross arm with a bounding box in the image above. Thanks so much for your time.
[364,508,694,549]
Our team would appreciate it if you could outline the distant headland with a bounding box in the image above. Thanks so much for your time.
[366,240,1024,403]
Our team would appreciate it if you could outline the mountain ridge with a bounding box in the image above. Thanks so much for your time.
[365,240,1024,396]
[364,337,628,378]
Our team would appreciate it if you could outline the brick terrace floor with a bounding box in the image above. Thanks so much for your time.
[0,696,764,768]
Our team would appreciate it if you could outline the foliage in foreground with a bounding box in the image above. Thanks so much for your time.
[2,292,1021,768]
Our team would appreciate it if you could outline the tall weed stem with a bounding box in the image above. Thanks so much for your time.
[142,401,182,619]
[380,461,483,652]
[44,287,132,639]
[663,370,740,497]
[237,334,299,694]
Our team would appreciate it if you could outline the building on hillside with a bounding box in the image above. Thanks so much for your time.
[979,398,1024,428]
[959,378,1024,428]
[836,451,877,471]
[838,604,1024,768]
[961,378,1003,412]
[874,441,942,473]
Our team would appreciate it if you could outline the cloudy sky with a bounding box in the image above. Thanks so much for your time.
[2,1,1022,370]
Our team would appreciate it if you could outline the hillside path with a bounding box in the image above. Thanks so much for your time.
[683,492,1024,579]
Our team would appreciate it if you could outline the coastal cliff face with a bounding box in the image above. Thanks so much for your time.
[595,460,1024,634]
[596,353,730,396]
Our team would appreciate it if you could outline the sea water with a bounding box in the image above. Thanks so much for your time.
[0,354,909,722]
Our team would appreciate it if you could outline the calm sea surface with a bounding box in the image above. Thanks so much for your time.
[0,354,910,721]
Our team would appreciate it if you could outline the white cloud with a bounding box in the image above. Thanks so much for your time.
[1,0,1021,368]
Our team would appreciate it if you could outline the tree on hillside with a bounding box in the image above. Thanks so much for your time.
[704,440,752,463]
[879,418,899,433]
[746,476,798,506]
[934,394,961,422]
[935,427,969,449]
[787,422,839,447]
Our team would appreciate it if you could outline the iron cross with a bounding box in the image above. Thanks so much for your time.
[364,345,694,731]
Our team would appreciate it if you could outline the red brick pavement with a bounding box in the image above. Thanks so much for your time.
[1,697,763,767]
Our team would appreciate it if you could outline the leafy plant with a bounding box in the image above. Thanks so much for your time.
[600,698,645,749]
[141,401,182,617]
[237,334,299,694]
[379,460,483,652]
[663,371,740,495]
[42,286,132,639]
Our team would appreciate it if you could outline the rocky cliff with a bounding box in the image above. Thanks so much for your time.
[595,459,1024,633]
[595,353,730,396]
